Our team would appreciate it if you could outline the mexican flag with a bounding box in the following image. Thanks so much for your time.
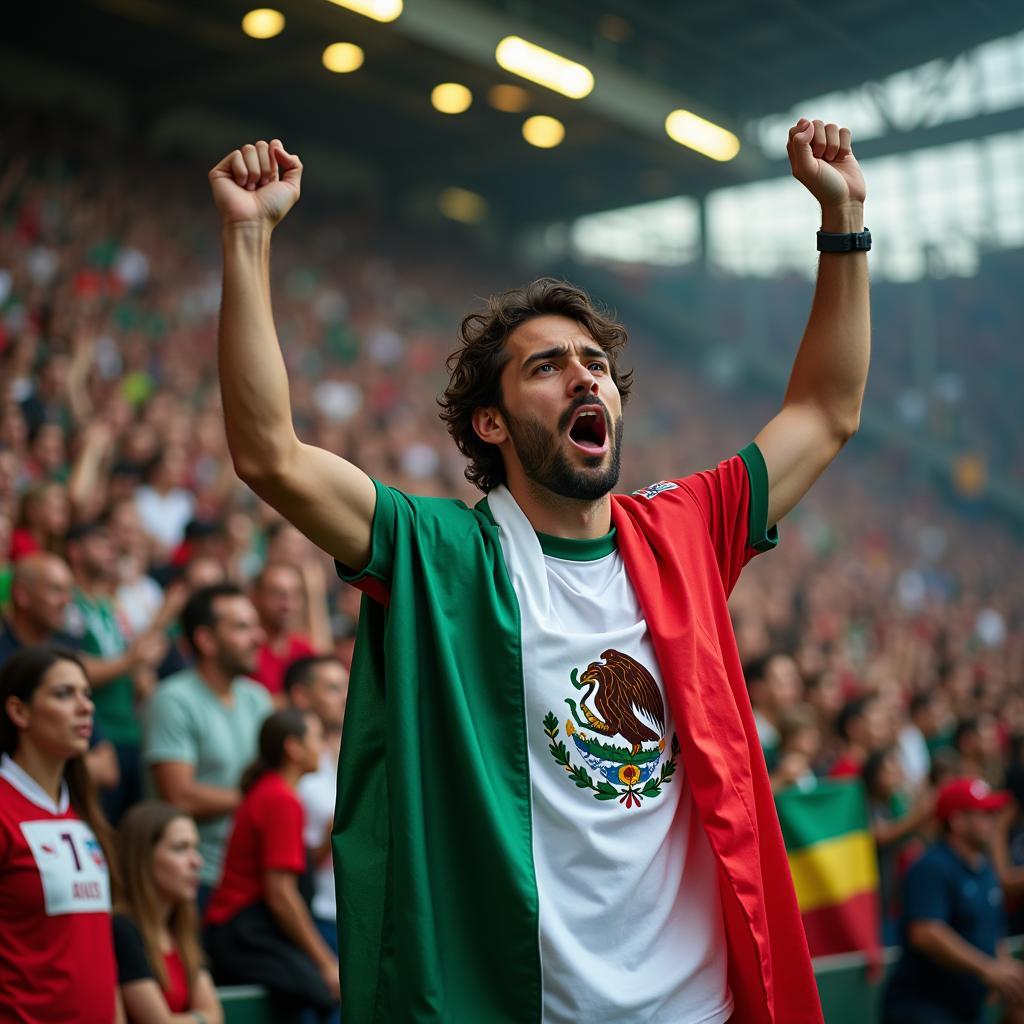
[775,779,880,958]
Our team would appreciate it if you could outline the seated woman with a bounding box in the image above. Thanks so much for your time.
[0,645,121,1023]
[204,709,338,1021]
[114,801,223,1023]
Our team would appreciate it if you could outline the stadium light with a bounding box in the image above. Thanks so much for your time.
[431,83,472,114]
[323,43,365,73]
[438,187,488,224]
[522,115,565,149]
[664,109,740,162]
[242,9,285,39]
[495,37,593,100]
[323,0,403,23]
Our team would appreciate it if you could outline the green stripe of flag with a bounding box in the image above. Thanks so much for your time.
[775,779,870,851]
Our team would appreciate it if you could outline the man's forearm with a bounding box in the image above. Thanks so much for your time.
[163,780,239,821]
[218,223,298,481]
[783,201,870,438]
[911,920,995,978]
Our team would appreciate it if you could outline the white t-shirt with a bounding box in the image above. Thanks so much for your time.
[135,486,195,548]
[298,746,338,922]
[488,486,732,1024]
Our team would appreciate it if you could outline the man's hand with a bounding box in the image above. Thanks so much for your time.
[208,139,302,229]
[981,958,1024,1006]
[787,119,866,228]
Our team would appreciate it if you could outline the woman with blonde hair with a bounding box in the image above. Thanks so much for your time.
[114,801,222,1023]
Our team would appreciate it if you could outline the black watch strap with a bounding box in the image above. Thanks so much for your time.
[817,227,871,253]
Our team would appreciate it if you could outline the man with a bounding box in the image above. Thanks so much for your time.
[210,117,869,1023]
[743,649,804,770]
[64,519,166,821]
[143,584,272,905]
[251,561,322,701]
[286,655,349,959]
[0,552,79,662]
[883,778,1024,1024]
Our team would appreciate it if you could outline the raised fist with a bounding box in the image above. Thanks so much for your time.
[787,119,866,212]
[208,139,302,229]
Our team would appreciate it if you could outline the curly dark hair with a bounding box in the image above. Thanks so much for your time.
[438,277,633,493]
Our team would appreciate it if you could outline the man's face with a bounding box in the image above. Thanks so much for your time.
[307,661,350,731]
[953,808,998,852]
[485,316,624,502]
[205,595,264,678]
[74,528,117,581]
[256,565,303,633]
[765,654,803,713]
[15,557,73,633]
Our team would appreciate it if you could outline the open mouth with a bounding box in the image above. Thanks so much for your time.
[567,406,608,454]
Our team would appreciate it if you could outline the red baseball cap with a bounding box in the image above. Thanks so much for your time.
[936,777,1011,820]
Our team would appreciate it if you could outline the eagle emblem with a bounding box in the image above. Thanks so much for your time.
[543,649,680,809]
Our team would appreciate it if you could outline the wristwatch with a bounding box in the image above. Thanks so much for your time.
[817,227,871,253]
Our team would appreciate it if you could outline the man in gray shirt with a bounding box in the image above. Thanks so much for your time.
[144,583,272,905]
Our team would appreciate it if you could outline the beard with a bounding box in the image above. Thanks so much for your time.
[502,399,623,502]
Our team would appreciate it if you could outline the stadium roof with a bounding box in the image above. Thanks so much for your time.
[9,0,1024,224]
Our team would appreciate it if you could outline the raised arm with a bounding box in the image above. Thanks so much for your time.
[209,139,376,571]
[754,119,870,528]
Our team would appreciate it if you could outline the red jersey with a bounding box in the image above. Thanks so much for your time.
[205,771,306,925]
[254,634,316,695]
[0,757,116,1024]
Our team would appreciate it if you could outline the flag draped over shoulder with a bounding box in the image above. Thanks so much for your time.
[775,780,881,959]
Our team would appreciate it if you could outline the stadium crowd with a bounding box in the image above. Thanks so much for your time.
[2,102,1024,1021]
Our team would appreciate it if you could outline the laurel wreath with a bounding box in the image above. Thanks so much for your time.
[542,711,680,806]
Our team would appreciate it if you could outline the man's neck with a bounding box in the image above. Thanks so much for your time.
[322,729,342,763]
[74,573,113,600]
[9,612,50,647]
[945,833,985,870]
[196,660,236,697]
[503,474,612,540]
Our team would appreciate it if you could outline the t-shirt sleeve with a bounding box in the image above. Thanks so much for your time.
[257,787,307,874]
[112,914,154,985]
[902,854,952,925]
[676,442,778,593]
[142,689,197,767]
[334,479,399,605]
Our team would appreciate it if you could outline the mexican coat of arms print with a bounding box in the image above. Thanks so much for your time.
[544,649,680,809]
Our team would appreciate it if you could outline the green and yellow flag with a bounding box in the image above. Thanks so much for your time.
[775,780,880,958]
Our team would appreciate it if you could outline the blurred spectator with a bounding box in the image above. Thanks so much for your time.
[287,654,349,963]
[829,695,891,779]
[135,447,195,558]
[114,801,223,1023]
[898,692,937,792]
[0,552,78,659]
[953,715,1003,789]
[0,646,119,1024]
[204,709,339,1020]
[744,651,803,770]
[65,518,166,823]
[862,747,933,945]
[769,703,820,793]
[10,481,69,561]
[143,584,271,906]
[882,778,1024,1024]
[251,562,321,702]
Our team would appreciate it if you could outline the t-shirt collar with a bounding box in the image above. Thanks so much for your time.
[0,752,70,814]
